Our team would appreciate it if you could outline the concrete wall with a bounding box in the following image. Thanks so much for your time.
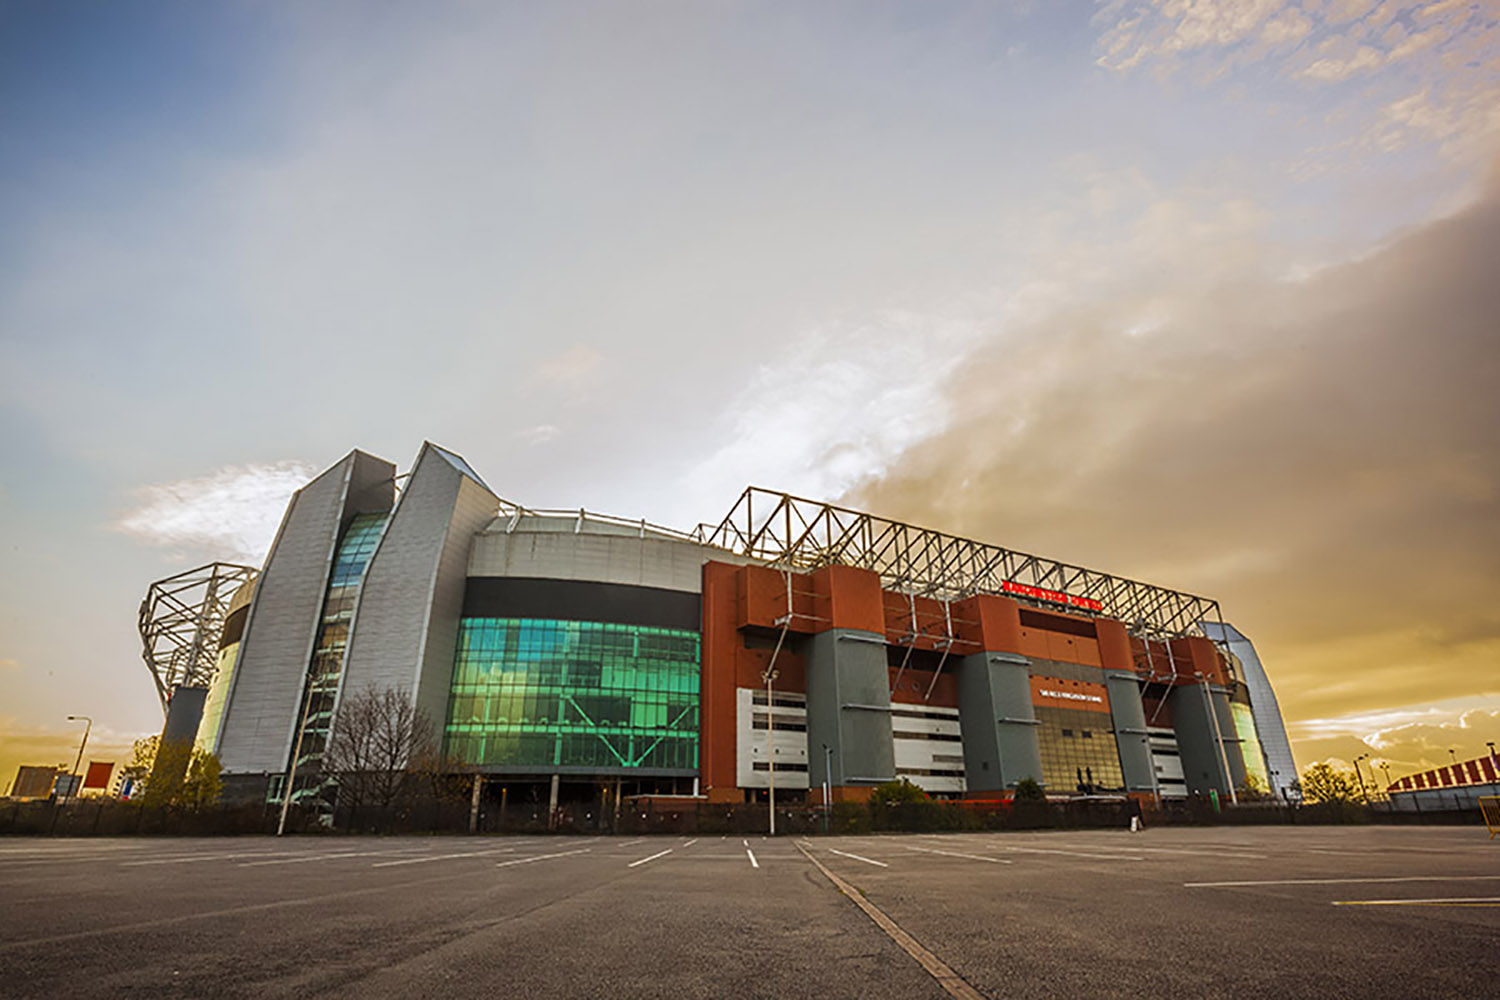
[956,652,1042,793]
[468,525,732,594]
[1170,682,1239,796]
[341,444,499,740]
[1105,672,1157,794]
[805,629,895,791]
[217,451,394,775]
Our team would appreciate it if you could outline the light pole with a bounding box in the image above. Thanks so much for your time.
[1352,754,1370,803]
[762,666,779,836]
[822,742,833,834]
[64,716,92,803]
[1488,742,1497,782]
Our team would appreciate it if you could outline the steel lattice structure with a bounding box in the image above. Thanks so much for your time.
[139,562,257,714]
[702,488,1226,641]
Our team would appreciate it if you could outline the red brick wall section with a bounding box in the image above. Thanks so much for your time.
[810,564,885,634]
[1096,618,1135,674]
[701,561,743,803]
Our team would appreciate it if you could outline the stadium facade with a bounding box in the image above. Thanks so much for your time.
[165,443,1296,813]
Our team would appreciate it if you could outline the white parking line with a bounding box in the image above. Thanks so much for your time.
[1002,845,1142,861]
[371,848,513,868]
[617,838,646,847]
[1188,874,1500,888]
[830,849,888,868]
[122,852,286,867]
[495,849,589,868]
[905,846,1013,865]
[747,849,759,869]
[683,838,699,848]
[628,848,673,868]
[237,851,391,867]
[1333,896,1500,906]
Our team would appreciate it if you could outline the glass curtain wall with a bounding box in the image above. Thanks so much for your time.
[447,618,700,773]
[278,512,387,805]
[1230,701,1270,793]
[1034,707,1126,794]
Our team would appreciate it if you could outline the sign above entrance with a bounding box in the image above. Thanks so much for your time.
[1001,581,1104,612]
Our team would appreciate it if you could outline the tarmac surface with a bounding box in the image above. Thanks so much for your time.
[0,825,1495,998]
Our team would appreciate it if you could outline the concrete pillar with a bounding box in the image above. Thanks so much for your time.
[955,652,1042,793]
[548,773,560,831]
[468,773,484,834]
[1170,683,1243,796]
[806,629,895,793]
[1104,672,1156,795]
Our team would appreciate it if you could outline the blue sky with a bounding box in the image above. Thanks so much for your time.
[2,0,1497,782]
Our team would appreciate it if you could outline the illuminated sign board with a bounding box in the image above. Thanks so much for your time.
[1001,580,1104,613]
[1038,688,1104,704]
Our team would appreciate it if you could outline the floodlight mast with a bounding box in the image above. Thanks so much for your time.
[138,562,258,714]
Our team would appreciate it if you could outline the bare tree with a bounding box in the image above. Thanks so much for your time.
[322,686,437,825]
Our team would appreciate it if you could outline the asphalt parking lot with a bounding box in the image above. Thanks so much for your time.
[0,826,1495,999]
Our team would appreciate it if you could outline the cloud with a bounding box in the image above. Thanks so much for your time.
[0,658,19,671]
[1095,0,1498,163]
[534,346,604,390]
[514,424,560,445]
[850,174,1500,758]
[114,461,317,564]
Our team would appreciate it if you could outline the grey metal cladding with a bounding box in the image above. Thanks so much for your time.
[341,443,498,737]
[1169,683,1239,795]
[1104,673,1156,793]
[217,451,396,774]
[805,629,895,787]
[956,652,1042,793]
[1201,621,1297,798]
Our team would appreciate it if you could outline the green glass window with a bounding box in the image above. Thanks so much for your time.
[1231,702,1270,792]
[1033,707,1125,794]
[446,617,700,773]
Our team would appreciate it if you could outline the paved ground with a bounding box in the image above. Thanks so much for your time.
[0,826,1495,998]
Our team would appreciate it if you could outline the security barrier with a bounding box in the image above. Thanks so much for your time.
[1481,796,1500,839]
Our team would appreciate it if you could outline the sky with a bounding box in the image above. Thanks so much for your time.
[2,0,1497,790]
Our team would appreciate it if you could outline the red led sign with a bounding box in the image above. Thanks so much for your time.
[1001,580,1104,613]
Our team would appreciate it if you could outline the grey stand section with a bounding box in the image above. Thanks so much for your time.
[956,652,1042,793]
[1170,683,1244,796]
[1104,672,1156,795]
[162,686,208,745]
[806,629,895,790]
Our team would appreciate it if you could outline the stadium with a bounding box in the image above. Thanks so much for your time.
[139,443,1297,820]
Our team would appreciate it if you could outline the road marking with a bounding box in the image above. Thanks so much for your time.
[628,848,673,868]
[905,846,1013,865]
[617,837,645,847]
[1109,846,1267,860]
[830,849,888,868]
[1334,897,1500,906]
[797,844,983,1000]
[742,838,749,847]
[1187,874,1500,888]
[747,849,759,868]
[122,852,286,866]
[371,848,513,868]
[1002,845,1142,861]
[237,851,390,867]
[683,838,699,848]
[495,849,589,868]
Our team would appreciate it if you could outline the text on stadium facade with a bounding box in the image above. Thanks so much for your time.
[1001,580,1104,612]
[1038,688,1105,704]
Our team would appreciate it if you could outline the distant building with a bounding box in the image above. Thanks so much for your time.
[161,443,1294,816]
[1387,752,1500,812]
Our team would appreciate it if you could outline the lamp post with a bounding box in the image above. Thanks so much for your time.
[762,666,779,836]
[1351,754,1370,803]
[64,716,92,803]
[822,743,833,834]
[1488,742,1497,782]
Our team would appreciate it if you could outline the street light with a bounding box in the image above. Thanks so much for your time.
[762,665,779,836]
[822,743,833,834]
[64,715,92,803]
[1351,754,1370,803]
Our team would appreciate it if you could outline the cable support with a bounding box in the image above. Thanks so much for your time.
[889,592,920,694]
[923,599,956,701]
